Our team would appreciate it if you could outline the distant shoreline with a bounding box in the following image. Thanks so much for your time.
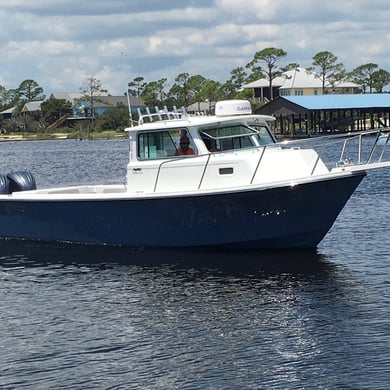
[0,132,127,142]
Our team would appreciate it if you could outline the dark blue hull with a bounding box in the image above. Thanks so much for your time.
[0,173,365,249]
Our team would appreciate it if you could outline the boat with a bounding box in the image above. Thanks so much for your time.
[0,100,389,249]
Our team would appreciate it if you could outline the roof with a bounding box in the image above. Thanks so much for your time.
[125,113,274,132]
[283,94,390,110]
[21,101,44,112]
[244,67,357,90]
[93,96,127,108]
[94,95,144,108]
[50,94,144,109]
[51,92,83,104]
[187,101,213,112]
[0,106,17,115]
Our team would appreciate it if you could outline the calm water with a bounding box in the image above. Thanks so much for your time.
[0,139,389,389]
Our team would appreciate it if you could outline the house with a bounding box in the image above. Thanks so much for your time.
[95,95,144,115]
[2,101,44,120]
[21,101,45,116]
[243,67,360,102]
[0,106,17,120]
[186,101,214,115]
[70,95,144,118]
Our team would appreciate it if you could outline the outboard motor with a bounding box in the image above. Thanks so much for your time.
[0,174,10,194]
[7,171,37,193]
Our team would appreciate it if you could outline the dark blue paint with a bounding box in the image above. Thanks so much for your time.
[0,173,365,248]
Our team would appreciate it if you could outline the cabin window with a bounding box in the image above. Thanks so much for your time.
[200,124,257,152]
[137,128,197,160]
[248,124,275,145]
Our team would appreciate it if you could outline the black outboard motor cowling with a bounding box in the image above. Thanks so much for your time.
[7,171,37,192]
[0,174,10,194]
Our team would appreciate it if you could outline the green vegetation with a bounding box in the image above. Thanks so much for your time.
[246,47,288,100]
[1,48,390,139]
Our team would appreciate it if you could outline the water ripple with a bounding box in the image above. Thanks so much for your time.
[0,139,389,389]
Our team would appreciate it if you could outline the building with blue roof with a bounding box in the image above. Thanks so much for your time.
[257,94,390,135]
[283,94,390,110]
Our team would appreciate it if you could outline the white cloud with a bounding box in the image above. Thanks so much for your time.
[8,40,83,57]
[0,0,389,95]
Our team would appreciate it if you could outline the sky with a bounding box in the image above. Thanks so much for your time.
[0,0,389,97]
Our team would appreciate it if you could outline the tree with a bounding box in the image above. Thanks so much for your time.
[168,74,208,108]
[245,58,264,83]
[220,80,238,100]
[199,80,224,112]
[2,88,18,108]
[281,63,300,72]
[246,47,287,100]
[40,97,71,124]
[80,76,107,128]
[349,63,378,93]
[168,72,191,107]
[371,69,390,93]
[141,78,168,108]
[96,104,129,131]
[228,67,248,92]
[187,75,207,106]
[17,79,45,103]
[128,76,146,97]
[309,51,345,94]
[141,81,161,107]
[156,78,167,102]
[0,85,10,110]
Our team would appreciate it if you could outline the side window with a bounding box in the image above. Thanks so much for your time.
[138,129,196,159]
[250,125,275,145]
[200,134,219,152]
[200,125,256,152]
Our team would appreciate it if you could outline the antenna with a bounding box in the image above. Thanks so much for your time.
[126,88,134,126]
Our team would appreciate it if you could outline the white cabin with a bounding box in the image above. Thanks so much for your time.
[125,100,329,195]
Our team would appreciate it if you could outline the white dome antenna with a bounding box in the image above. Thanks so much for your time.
[215,100,252,116]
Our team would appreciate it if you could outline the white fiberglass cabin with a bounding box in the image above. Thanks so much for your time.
[125,100,329,195]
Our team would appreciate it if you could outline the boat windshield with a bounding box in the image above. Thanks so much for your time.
[199,124,258,151]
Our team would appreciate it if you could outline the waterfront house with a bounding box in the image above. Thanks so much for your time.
[244,67,360,102]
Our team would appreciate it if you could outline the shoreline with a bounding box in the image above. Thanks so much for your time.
[0,132,127,142]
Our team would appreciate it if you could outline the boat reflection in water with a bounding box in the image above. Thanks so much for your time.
[0,238,333,278]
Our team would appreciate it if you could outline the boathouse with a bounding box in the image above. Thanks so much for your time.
[256,94,390,135]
